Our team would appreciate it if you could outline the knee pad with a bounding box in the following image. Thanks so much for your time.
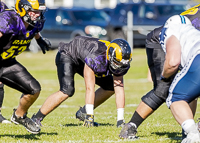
[62,86,75,97]
[141,90,165,110]
[29,80,41,95]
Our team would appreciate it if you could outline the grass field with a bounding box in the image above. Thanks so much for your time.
[0,49,199,143]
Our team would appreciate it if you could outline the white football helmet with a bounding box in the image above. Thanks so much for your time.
[164,15,192,28]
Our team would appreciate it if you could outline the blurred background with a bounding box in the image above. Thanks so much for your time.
[2,0,199,51]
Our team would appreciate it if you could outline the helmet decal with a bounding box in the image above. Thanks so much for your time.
[15,0,26,17]
[109,43,122,62]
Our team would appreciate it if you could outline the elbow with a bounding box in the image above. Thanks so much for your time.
[168,60,180,70]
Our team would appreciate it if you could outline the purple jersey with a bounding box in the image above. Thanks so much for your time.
[0,2,8,12]
[58,36,129,77]
[0,10,43,61]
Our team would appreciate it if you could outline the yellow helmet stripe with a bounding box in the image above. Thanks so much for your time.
[27,0,40,10]
[109,43,122,61]
[99,40,110,47]
[15,0,26,17]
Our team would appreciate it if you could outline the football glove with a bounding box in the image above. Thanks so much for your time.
[83,114,94,127]
[36,37,51,54]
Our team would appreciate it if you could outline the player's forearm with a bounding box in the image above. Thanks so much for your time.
[162,61,179,78]
[113,76,125,109]
[85,89,95,105]
[115,88,125,109]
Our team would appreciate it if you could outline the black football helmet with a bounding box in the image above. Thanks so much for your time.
[15,0,46,27]
[107,39,132,75]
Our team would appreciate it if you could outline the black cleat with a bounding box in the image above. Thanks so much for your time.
[11,109,41,134]
[117,120,125,128]
[76,107,99,127]
[76,107,86,121]
[119,123,138,140]
[31,114,42,127]
[0,114,11,123]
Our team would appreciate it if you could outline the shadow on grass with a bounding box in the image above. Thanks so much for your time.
[64,123,114,127]
[152,132,182,142]
[0,132,58,140]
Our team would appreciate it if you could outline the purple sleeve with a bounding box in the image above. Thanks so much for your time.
[85,55,108,73]
[0,17,16,34]
[0,12,22,35]
[0,2,8,12]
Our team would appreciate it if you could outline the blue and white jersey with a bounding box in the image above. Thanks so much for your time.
[159,23,200,67]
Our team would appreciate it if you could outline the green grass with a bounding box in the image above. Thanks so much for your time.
[0,49,199,143]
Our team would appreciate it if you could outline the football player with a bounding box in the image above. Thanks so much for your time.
[0,1,11,124]
[119,4,200,140]
[0,0,51,134]
[31,36,132,128]
[160,15,200,142]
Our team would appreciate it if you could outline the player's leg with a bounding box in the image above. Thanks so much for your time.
[76,75,116,126]
[168,54,200,142]
[32,52,76,125]
[119,33,173,139]
[0,82,11,123]
[0,61,41,134]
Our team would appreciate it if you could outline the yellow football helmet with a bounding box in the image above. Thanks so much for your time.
[15,0,46,27]
[107,39,132,75]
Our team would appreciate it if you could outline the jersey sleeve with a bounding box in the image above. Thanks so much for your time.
[0,13,18,35]
[0,2,8,12]
[85,54,108,74]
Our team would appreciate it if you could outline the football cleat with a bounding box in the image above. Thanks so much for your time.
[11,109,41,134]
[0,114,11,123]
[31,114,42,127]
[181,132,200,143]
[76,107,99,127]
[117,119,125,128]
[76,107,86,122]
[182,129,187,140]
[119,122,138,140]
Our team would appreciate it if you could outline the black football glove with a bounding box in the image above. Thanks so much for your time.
[36,37,51,54]
[83,114,94,127]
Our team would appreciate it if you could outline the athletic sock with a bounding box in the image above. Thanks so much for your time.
[85,104,94,115]
[129,111,144,128]
[35,109,46,121]
[117,108,124,121]
[181,119,197,134]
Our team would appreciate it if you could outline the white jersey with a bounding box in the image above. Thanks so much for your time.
[160,24,200,67]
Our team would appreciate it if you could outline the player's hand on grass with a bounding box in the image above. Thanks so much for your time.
[83,114,94,127]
